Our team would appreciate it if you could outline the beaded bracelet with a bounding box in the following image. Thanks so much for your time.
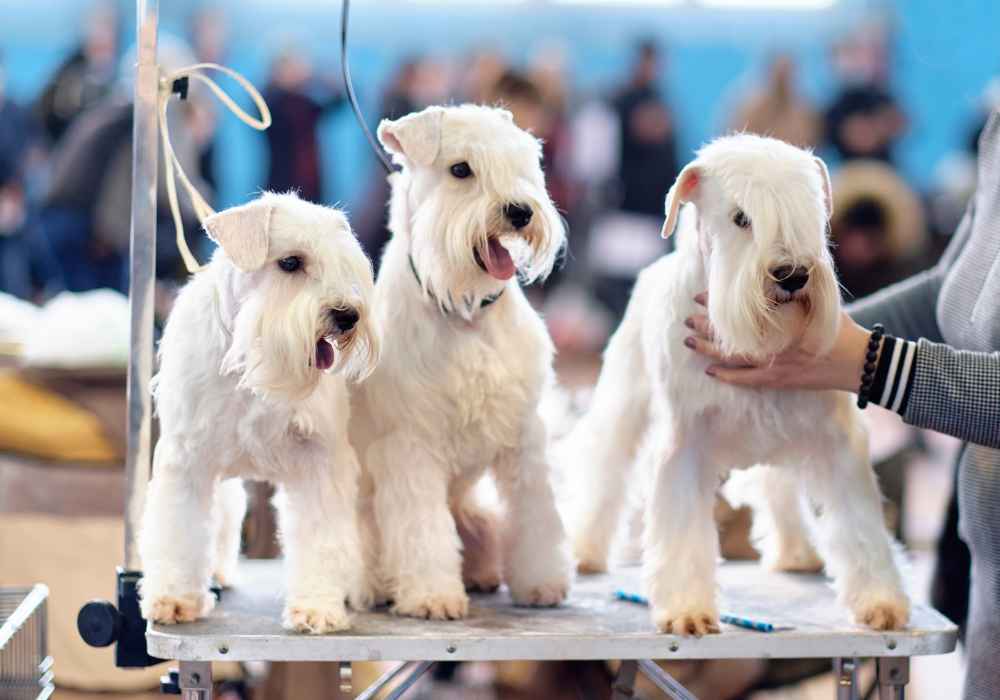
[856,323,884,409]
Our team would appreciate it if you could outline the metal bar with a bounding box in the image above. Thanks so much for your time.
[877,657,909,700]
[355,661,435,700]
[123,0,160,571]
[179,660,212,700]
[834,657,860,700]
[637,658,699,700]
[611,660,638,700]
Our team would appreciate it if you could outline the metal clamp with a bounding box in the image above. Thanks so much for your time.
[178,660,212,700]
[877,657,910,700]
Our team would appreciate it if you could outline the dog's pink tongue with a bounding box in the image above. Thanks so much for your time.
[315,338,335,371]
[484,238,516,281]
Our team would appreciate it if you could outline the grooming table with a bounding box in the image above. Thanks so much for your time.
[147,560,956,700]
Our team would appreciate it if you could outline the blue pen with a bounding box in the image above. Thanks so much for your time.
[614,590,781,632]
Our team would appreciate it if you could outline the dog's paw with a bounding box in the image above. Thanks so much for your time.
[144,592,214,624]
[573,537,609,575]
[653,608,721,636]
[852,592,910,631]
[212,566,238,590]
[512,582,568,607]
[763,540,824,573]
[464,569,501,594]
[393,590,469,620]
[283,599,352,634]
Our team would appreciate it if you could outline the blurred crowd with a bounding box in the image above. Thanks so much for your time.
[1,4,997,352]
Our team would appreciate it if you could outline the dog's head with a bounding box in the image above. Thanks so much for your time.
[377,104,565,316]
[205,192,379,400]
[661,134,840,359]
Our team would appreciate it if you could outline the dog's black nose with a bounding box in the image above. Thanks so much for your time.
[504,203,533,229]
[772,266,810,293]
[331,308,359,332]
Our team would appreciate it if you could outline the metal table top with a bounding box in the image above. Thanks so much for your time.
[147,560,957,662]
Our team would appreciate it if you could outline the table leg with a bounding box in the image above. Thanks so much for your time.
[637,659,698,700]
[355,661,435,700]
[611,660,638,700]
[834,657,860,700]
[178,661,212,700]
[877,657,909,700]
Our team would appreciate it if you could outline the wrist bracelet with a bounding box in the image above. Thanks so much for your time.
[856,323,884,409]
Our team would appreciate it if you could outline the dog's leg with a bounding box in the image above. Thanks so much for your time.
[369,436,468,620]
[803,411,909,631]
[139,442,217,624]
[495,416,571,607]
[723,466,822,573]
[454,489,503,593]
[275,446,365,634]
[644,428,721,635]
[565,301,650,574]
[212,478,247,588]
[358,471,389,606]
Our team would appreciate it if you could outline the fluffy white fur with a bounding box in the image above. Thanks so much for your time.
[352,104,572,619]
[139,192,379,633]
[565,134,909,635]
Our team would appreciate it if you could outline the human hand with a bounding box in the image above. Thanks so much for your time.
[683,293,871,394]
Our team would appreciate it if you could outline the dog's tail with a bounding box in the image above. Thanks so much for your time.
[555,296,651,574]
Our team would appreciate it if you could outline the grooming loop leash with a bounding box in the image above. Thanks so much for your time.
[341,0,398,174]
[157,62,272,273]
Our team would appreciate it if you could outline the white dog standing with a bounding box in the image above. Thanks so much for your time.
[352,104,572,619]
[567,135,909,635]
[139,192,379,633]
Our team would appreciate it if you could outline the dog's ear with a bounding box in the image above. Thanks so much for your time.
[813,155,833,220]
[204,199,273,272]
[661,164,701,239]
[377,107,444,167]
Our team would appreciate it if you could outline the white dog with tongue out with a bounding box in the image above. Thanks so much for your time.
[139,192,380,633]
[352,104,572,619]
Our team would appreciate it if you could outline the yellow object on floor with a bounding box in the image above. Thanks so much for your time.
[0,372,118,462]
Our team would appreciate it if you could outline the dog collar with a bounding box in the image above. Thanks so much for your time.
[408,254,504,313]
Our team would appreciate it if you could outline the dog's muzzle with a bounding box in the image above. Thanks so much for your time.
[771,265,810,293]
[314,307,359,371]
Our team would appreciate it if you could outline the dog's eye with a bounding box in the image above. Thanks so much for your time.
[450,162,473,179]
[732,210,751,229]
[277,256,303,273]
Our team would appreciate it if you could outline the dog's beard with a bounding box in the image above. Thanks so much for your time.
[409,194,564,319]
[708,251,841,361]
[220,290,379,402]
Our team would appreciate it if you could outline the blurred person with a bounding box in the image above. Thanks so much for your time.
[612,39,679,218]
[825,21,906,163]
[580,40,676,323]
[39,37,210,293]
[0,153,52,300]
[188,6,230,191]
[728,54,820,149]
[355,56,450,262]
[262,49,345,203]
[830,160,929,300]
[460,48,507,104]
[0,53,39,176]
[34,1,119,145]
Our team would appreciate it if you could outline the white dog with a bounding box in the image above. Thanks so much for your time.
[139,192,379,633]
[351,104,572,619]
[566,134,909,635]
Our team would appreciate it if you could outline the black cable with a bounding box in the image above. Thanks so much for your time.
[340,0,397,174]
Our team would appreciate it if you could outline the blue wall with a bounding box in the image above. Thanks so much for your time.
[2,0,998,211]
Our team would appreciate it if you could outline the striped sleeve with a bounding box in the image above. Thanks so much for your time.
[902,340,1000,449]
[869,335,918,415]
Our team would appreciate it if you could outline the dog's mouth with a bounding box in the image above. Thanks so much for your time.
[314,336,336,372]
[474,236,517,281]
